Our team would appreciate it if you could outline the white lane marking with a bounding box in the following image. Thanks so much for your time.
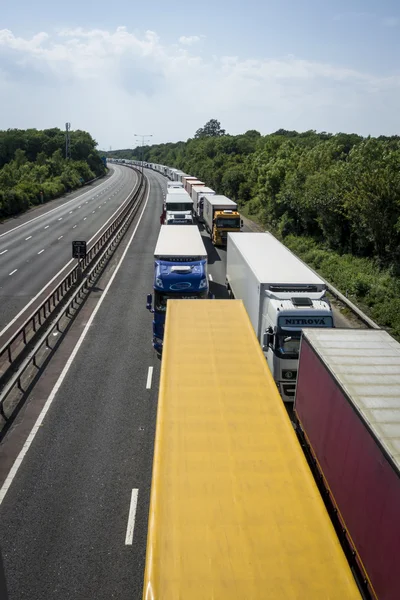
[9,269,18,276]
[0,249,8,255]
[69,211,73,214]
[37,249,45,255]
[58,218,62,221]
[92,211,95,214]
[0,171,118,240]
[58,236,63,240]
[85,201,88,204]
[146,367,154,389]
[208,273,213,281]
[73,225,77,229]
[0,178,149,505]
[125,489,139,545]
[0,175,138,340]
[83,218,87,221]
[44,225,49,229]
[25,236,32,240]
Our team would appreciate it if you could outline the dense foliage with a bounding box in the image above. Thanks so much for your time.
[109,121,400,336]
[0,128,106,219]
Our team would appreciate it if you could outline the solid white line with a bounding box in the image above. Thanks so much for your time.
[0,249,8,255]
[0,178,150,506]
[37,249,44,255]
[0,181,137,341]
[58,236,63,240]
[0,169,118,240]
[125,489,139,545]
[146,366,153,389]
[9,269,17,276]
[25,236,32,240]
[208,273,213,281]
[44,225,49,229]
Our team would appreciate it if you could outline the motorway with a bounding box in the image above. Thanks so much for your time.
[0,168,355,599]
[0,164,138,334]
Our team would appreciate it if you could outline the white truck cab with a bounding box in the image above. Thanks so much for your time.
[226,232,334,402]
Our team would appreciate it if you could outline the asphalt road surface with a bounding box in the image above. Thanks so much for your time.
[0,164,137,333]
[0,168,166,600]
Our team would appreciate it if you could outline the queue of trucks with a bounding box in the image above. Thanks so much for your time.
[136,159,400,598]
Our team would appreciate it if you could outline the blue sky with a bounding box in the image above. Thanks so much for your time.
[1,0,399,148]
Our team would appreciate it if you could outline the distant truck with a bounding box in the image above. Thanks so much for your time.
[191,186,215,216]
[146,226,209,352]
[164,191,194,225]
[167,180,184,189]
[202,195,242,246]
[295,328,400,600]
[226,232,334,402]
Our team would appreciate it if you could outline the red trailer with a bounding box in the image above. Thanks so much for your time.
[295,329,400,600]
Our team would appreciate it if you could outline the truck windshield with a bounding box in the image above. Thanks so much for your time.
[166,202,192,212]
[276,333,301,359]
[215,217,240,228]
[155,290,208,313]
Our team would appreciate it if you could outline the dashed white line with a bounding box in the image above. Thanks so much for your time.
[125,489,139,545]
[146,366,154,389]
[58,218,62,221]
[25,236,32,241]
[37,249,45,255]
[58,236,63,240]
[92,211,95,213]
[83,217,87,221]
[208,273,213,281]
[0,183,150,506]
[69,211,73,214]
[9,269,17,276]
[73,225,77,229]
[44,225,49,229]
[0,249,8,255]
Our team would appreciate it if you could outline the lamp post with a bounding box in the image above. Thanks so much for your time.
[134,134,152,173]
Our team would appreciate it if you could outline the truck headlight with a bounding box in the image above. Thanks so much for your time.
[199,278,207,289]
[156,277,164,288]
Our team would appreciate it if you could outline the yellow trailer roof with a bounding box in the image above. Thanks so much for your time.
[143,300,361,599]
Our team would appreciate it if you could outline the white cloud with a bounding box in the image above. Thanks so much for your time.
[179,35,203,46]
[0,27,399,149]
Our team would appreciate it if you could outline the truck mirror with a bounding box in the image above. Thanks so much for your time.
[241,220,244,228]
[262,331,273,350]
[146,293,153,311]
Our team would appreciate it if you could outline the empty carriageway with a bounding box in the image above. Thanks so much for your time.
[0,164,138,332]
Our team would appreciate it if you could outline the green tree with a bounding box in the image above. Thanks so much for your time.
[194,119,226,139]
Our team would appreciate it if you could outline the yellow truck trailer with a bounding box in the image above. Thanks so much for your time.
[142,300,361,599]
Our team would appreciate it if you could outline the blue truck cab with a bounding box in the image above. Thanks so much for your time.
[146,225,209,352]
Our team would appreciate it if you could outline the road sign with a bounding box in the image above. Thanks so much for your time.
[72,240,87,260]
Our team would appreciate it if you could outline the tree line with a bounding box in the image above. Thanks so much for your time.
[0,128,106,220]
[108,120,400,337]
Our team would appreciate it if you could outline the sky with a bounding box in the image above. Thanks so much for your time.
[1,0,400,149]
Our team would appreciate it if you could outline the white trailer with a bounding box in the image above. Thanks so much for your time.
[226,232,334,402]
[191,186,215,214]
